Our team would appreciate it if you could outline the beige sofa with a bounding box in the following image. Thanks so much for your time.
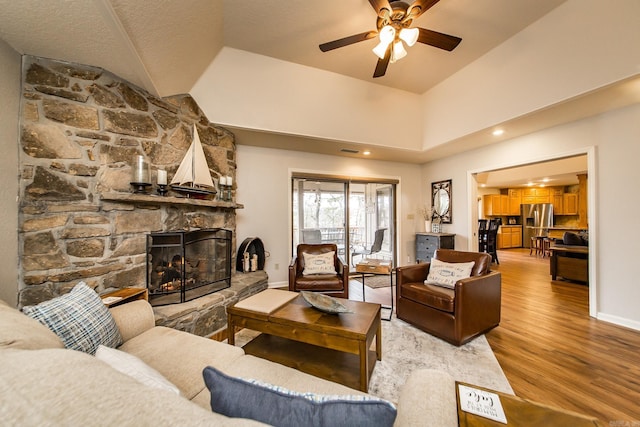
[0,298,459,426]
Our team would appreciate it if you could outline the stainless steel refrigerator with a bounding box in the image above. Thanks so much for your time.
[521,203,554,247]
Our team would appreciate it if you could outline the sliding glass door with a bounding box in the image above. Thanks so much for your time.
[292,174,397,269]
[292,178,348,261]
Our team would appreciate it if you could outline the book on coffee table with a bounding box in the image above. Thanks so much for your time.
[233,289,299,314]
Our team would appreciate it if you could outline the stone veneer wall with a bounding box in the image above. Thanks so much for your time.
[17,56,239,308]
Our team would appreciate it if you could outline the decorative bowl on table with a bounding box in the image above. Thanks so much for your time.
[300,291,351,314]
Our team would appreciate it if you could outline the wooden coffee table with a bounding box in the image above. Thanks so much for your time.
[227,289,381,392]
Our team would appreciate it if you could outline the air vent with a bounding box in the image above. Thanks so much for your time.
[340,148,359,154]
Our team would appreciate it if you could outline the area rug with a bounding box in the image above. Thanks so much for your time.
[353,274,394,289]
[230,316,512,404]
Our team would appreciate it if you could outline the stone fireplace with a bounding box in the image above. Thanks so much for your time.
[16,55,267,335]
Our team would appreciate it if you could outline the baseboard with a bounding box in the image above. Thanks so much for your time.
[268,281,288,289]
[597,312,640,332]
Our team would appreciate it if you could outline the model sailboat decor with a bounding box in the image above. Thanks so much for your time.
[170,125,217,199]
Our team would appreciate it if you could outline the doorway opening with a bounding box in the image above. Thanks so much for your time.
[468,149,596,317]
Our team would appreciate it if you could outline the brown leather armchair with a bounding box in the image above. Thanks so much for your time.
[289,244,349,299]
[396,249,501,346]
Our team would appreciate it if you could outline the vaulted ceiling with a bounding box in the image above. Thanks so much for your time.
[0,0,568,97]
[0,0,637,184]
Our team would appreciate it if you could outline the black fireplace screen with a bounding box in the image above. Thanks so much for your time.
[146,229,232,306]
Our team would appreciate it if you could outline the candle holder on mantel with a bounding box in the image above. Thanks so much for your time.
[130,155,151,194]
[130,182,152,194]
[156,169,168,196]
[157,184,168,196]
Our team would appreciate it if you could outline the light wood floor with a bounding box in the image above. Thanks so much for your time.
[349,249,640,424]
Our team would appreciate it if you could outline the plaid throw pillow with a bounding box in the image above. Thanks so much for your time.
[22,282,122,355]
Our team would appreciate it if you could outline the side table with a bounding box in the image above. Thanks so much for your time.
[456,381,603,426]
[100,287,148,308]
[355,259,393,321]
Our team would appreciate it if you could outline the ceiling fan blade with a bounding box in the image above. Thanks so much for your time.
[319,31,378,52]
[417,27,462,51]
[406,0,440,19]
[373,45,391,78]
[369,0,392,16]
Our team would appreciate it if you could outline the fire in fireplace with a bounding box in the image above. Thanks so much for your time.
[146,229,232,306]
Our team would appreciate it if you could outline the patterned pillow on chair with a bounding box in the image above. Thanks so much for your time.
[302,251,337,275]
[425,259,475,289]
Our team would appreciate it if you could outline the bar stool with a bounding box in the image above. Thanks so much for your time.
[529,236,543,256]
[542,237,552,258]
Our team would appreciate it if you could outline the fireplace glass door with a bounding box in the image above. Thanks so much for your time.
[146,228,232,306]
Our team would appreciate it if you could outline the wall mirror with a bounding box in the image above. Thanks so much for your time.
[431,179,452,224]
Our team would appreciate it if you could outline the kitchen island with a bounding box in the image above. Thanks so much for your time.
[547,227,588,240]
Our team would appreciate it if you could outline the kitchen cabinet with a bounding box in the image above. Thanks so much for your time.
[415,233,455,263]
[563,193,578,215]
[500,195,509,215]
[508,189,522,215]
[550,188,578,215]
[483,194,509,216]
[498,226,522,249]
[522,188,550,204]
[551,187,564,214]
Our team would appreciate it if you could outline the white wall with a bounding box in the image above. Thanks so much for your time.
[420,0,640,149]
[235,145,423,286]
[422,103,640,330]
[0,41,21,305]
[192,47,423,150]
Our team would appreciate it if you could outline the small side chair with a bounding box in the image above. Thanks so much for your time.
[289,243,349,299]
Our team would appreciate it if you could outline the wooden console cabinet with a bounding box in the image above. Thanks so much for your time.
[416,233,455,263]
[549,246,589,283]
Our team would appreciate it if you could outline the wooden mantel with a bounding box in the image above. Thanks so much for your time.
[101,192,244,209]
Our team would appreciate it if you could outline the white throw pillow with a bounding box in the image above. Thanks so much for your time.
[95,345,180,395]
[425,259,475,289]
[302,251,337,275]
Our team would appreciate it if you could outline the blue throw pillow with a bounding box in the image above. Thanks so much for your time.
[203,366,397,427]
[22,282,122,355]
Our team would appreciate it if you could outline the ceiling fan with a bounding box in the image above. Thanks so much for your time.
[319,0,462,78]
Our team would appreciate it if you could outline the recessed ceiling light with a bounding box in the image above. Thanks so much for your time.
[363,151,371,156]
[492,129,504,136]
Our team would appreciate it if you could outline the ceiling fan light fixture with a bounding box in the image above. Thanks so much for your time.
[399,27,419,47]
[372,25,396,59]
[378,25,396,44]
[390,41,407,63]
[372,41,389,59]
